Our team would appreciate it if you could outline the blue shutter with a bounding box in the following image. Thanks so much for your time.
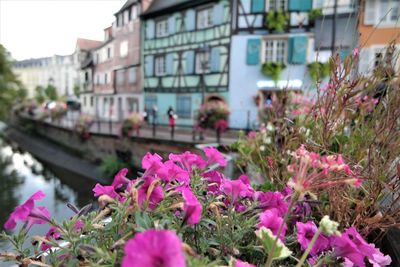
[210,47,221,72]
[185,51,195,74]
[146,20,155,39]
[289,36,308,64]
[168,16,176,35]
[251,0,265,13]
[289,0,312,11]
[340,48,350,61]
[213,3,224,25]
[247,38,261,65]
[144,55,154,77]
[166,53,174,75]
[185,9,195,31]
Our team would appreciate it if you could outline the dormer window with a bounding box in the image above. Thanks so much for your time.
[156,19,169,38]
[197,7,213,29]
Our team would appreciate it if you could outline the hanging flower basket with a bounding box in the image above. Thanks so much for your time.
[265,10,289,32]
[307,62,330,82]
[196,101,230,131]
[261,62,287,83]
[121,112,143,137]
[74,114,94,141]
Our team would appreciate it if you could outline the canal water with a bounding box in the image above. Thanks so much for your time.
[0,136,97,255]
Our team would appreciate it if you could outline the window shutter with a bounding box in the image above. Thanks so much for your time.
[213,3,225,25]
[251,0,265,13]
[144,55,154,77]
[185,51,195,74]
[339,48,350,62]
[289,36,308,64]
[288,0,302,11]
[246,38,261,65]
[364,0,377,25]
[185,9,195,31]
[210,47,221,72]
[168,16,176,34]
[146,20,155,39]
[166,53,174,75]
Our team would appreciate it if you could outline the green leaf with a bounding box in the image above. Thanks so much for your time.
[255,227,292,260]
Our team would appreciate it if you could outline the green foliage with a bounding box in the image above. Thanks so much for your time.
[261,62,286,83]
[308,8,322,22]
[0,45,25,120]
[99,155,128,177]
[265,10,288,32]
[35,85,46,104]
[73,84,80,96]
[307,62,330,82]
[44,84,58,100]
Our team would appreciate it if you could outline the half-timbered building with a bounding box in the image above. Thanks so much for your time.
[229,0,317,128]
[141,0,231,126]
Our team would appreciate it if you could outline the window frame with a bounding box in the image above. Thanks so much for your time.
[378,0,400,25]
[119,41,129,58]
[195,51,211,74]
[154,55,166,76]
[265,0,288,12]
[262,38,288,64]
[176,95,192,118]
[116,69,125,86]
[196,6,214,29]
[128,67,137,84]
[155,18,169,38]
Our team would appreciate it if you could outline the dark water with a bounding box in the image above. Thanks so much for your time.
[0,137,97,254]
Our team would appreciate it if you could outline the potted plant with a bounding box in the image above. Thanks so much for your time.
[265,10,289,32]
[121,112,143,137]
[307,62,330,82]
[308,8,322,25]
[74,114,94,141]
[261,62,287,84]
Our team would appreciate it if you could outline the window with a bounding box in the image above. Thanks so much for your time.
[95,53,100,64]
[116,69,125,85]
[176,96,192,118]
[96,74,100,85]
[145,95,157,112]
[128,67,136,83]
[105,73,108,84]
[131,5,138,20]
[380,0,399,24]
[83,96,87,107]
[107,47,111,59]
[155,56,166,76]
[195,51,210,73]
[197,7,213,29]
[90,96,94,107]
[120,41,128,58]
[266,0,287,11]
[156,19,169,37]
[264,39,287,63]
[124,10,129,24]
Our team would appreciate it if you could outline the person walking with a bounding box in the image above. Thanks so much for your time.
[167,106,176,139]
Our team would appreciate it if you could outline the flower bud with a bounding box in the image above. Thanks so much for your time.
[319,215,340,236]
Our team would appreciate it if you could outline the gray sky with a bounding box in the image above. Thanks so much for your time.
[0,0,126,60]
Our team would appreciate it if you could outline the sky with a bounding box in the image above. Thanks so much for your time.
[0,0,126,60]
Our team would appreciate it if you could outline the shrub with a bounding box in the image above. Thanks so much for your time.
[261,62,286,83]
[265,10,288,32]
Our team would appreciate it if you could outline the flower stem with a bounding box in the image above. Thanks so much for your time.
[295,228,322,267]
[264,192,298,267]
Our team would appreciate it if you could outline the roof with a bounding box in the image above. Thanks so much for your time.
[115,0,138,15]
[142,0,214,18]
[76,38,102,51]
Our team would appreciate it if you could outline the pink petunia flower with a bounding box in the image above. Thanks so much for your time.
[141,152,168,179]
[41,226,61,251]
[122,229,186,267]
[201,170,224,194]
[254,191,288,217]
[111,168,130,189]
[162,160,190,183]
[93,183,123,202]
[137,176,164,210]
[235,259,256,267]
[4,190,51,230]
[204,147,227,167]
[222,177,253,204]
[178,187,202,225]
[332,227,391,267]
[296,221,330,256]
[257,209,287,241]
[169,151,207,171]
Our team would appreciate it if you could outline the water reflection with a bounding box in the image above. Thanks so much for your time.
[0,138,96,252]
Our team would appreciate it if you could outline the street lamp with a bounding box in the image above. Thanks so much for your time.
[196,45,210,141]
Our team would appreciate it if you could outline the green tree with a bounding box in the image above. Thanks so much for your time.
[44,84,58,100]
[35,85,46,104]
[0,44,25,120]
[73,84,80,96]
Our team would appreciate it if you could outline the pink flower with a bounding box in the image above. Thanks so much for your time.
[296,221,330,256]
[93,184,121,200]
[74,220,85,232]
[169,151,207,171]
[141,152,167,178]
[254,191,288,217]
[4,190,51,230]
[162,160,189,183]
[248,131,257,139]
[353,47,359,57]
[122,229,186,267]
[332,227,391,267]
[201,170,223,194]
[214,119,228,132]
[178,187,202,225]
[41,227,61,251]
[222,177,253,203]
[204,147,227,167]
[138,176,164,210]
[235,259,256,267]
[257,209,287,241]
[111,168,130,189]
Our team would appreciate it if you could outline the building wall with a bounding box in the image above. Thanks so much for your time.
[143,0,231,126]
